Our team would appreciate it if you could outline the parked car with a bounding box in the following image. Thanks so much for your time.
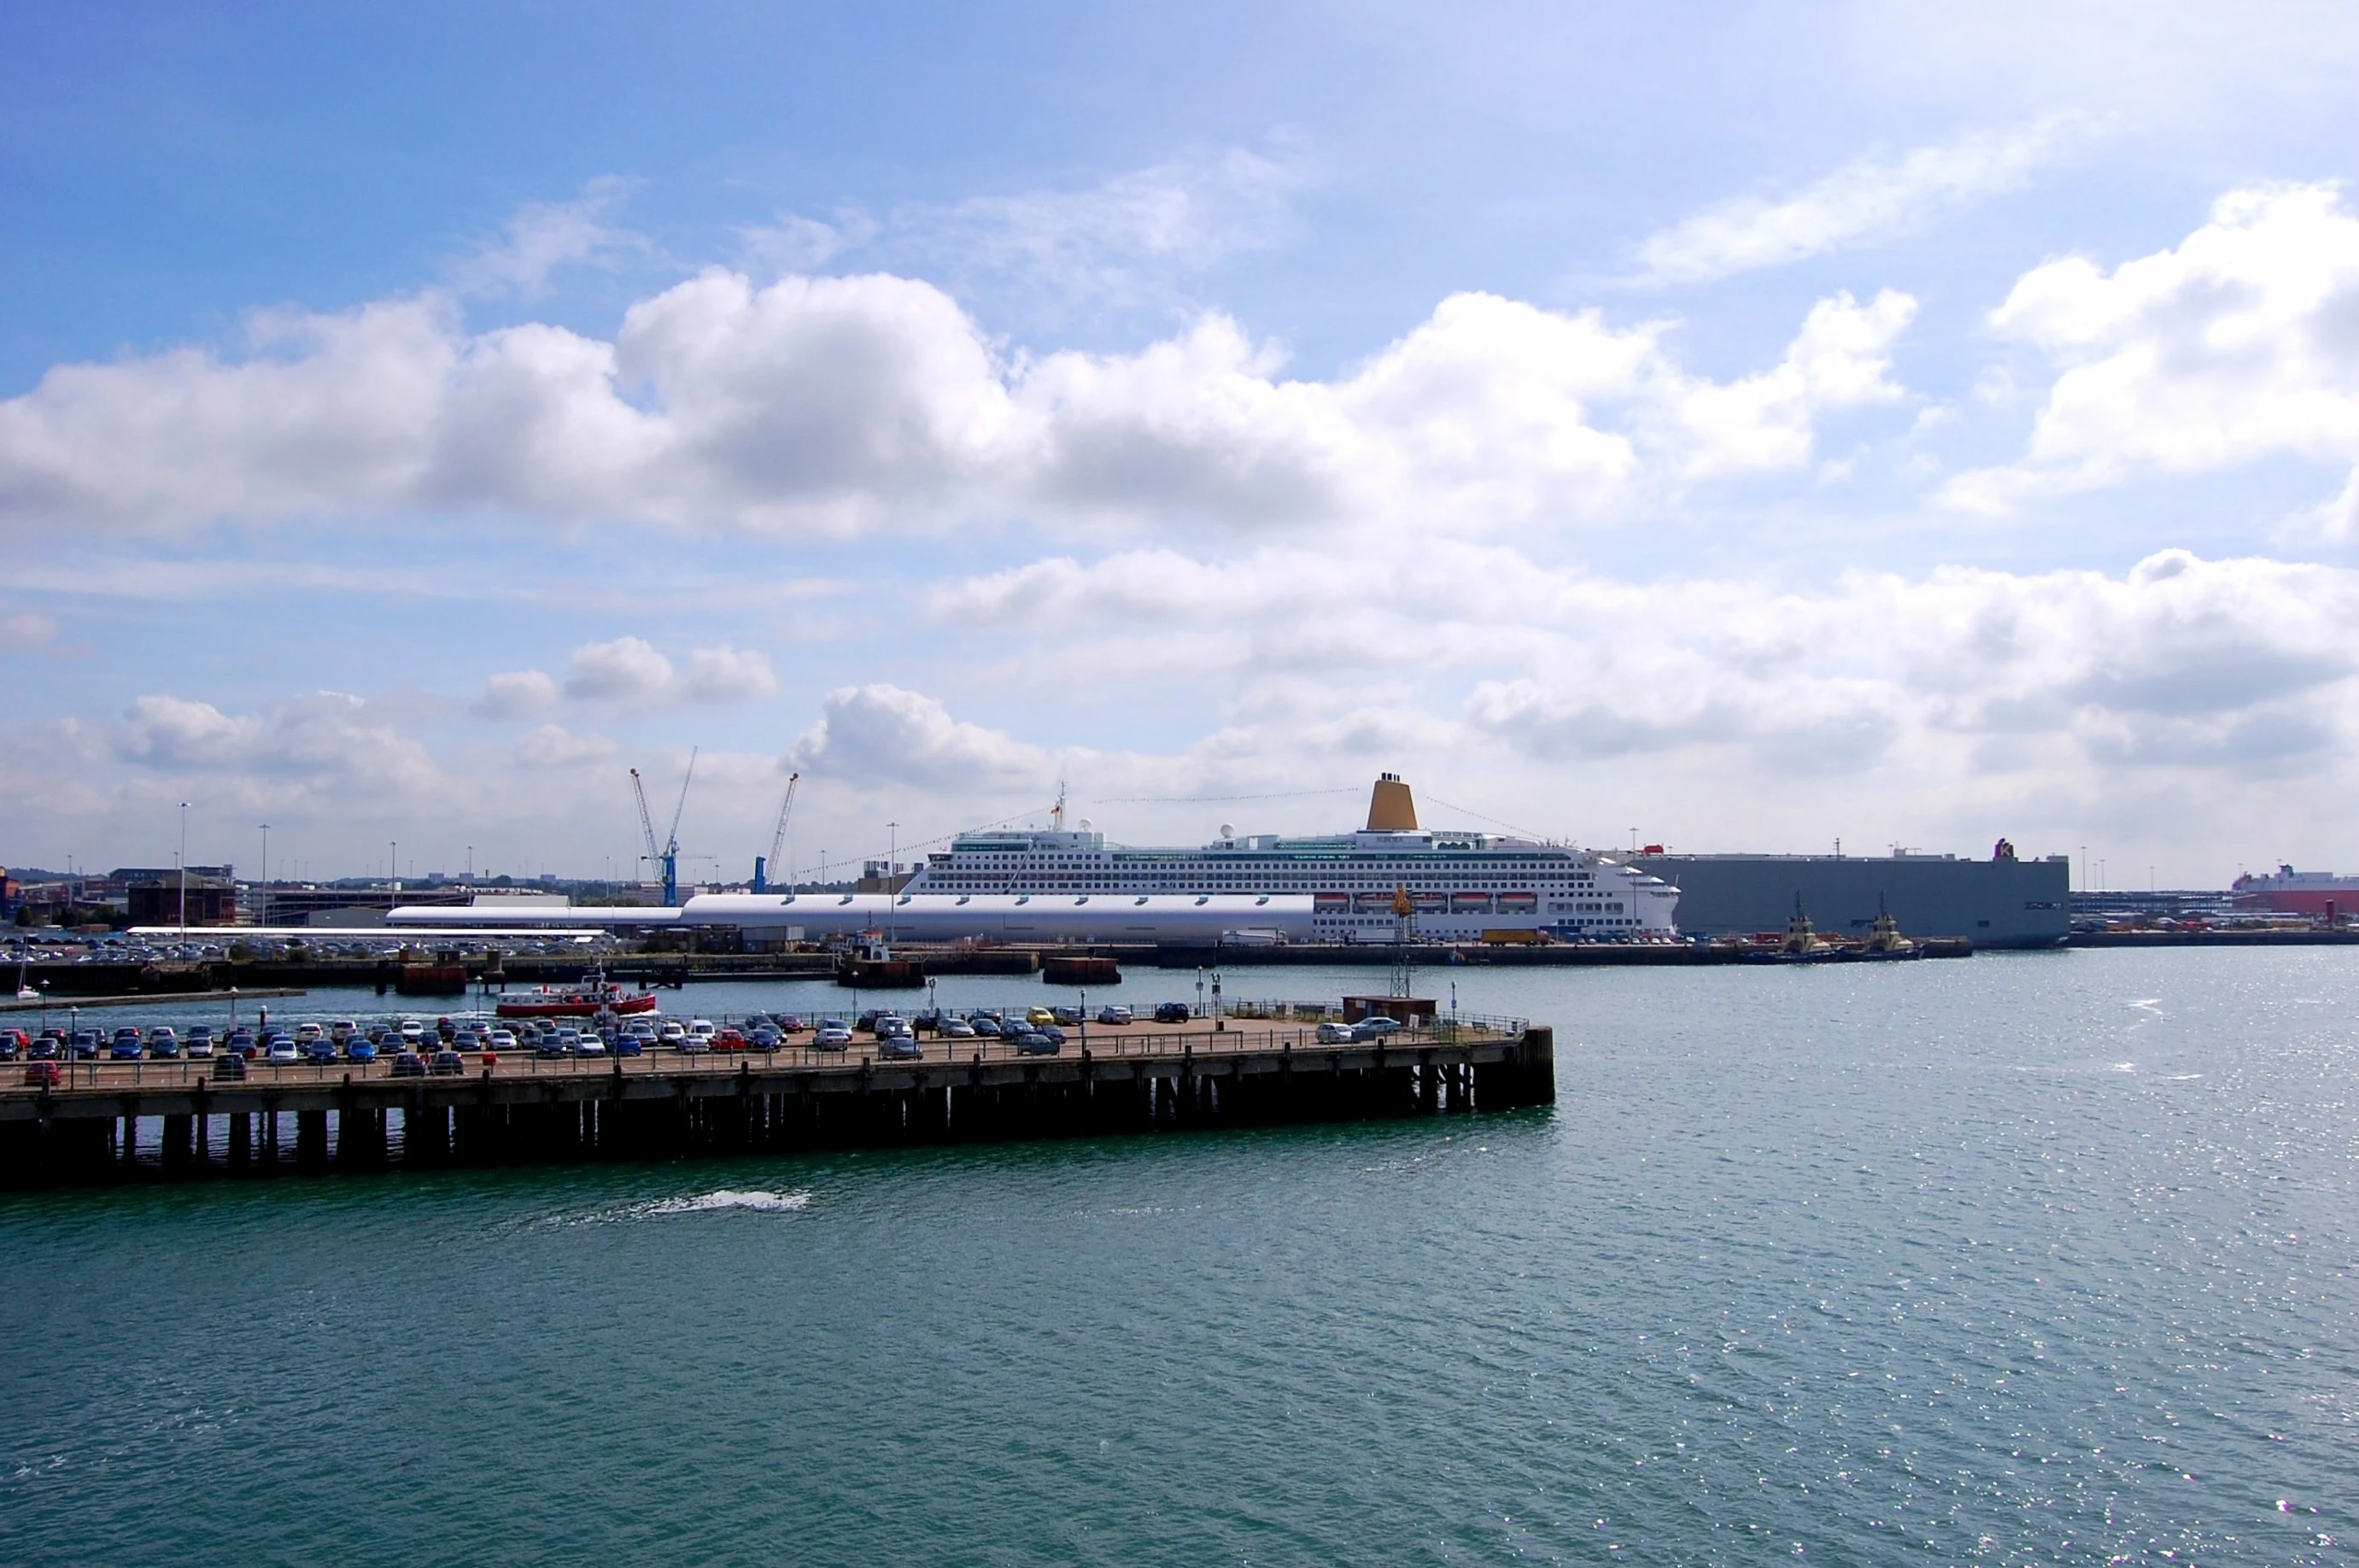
[876,1016,914,1041]
[1352,1016,1405,1041]
[487,1030,518,1052]
[303,1038,339,1063]
[1314,1021,1355,1044]
[1025,1006,1057,1027]
[146,1027,182,1058]
[609,1033,641,1057]
[389,1050,425,1078]
[656,1021,687,1045]
[1049,1005,1083,1027]
[1153,1002,1191,1023]
[266,1035,301,1063]
[969,1015,1002,1037]
[878,1035,922,1061]
[212,1052,247,1081]
[1011,1030,1059,1056]
[345,1039,378,1064]
[23,1060,63,1087]
[812,1024,853,1050]
[774,1014,805,1033]
[712,1027,748,1051]
[940,1017,975,1039]
[576,1033,608,1058]
[109,1034,144,1061]
[1095,1005,1133,1026]
[185,1025,216,1057]
[396,1020,427,1044]
[1035,1024,1067,1047]
[685,1019,717,1044]
[429,1048,465,1076]
[748,1026,781,1050]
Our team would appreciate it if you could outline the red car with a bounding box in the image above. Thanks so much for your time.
[23,1061,63,1088]
[711,1027,748,1052]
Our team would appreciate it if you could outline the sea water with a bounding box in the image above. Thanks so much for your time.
[3,948,2354,1564]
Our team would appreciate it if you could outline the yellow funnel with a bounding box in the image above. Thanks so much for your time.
[1366,773,1419,832]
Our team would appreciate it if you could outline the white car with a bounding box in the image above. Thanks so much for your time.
[296,1022,325,1043]
[576,1033,608,1057]
[487,1029,517,1050]
[1314,1021,1355,1044]
[686,1019,717,1041]
[397,1020,427,1044]
[328,1019,358,1041]
[656,1020,687,1044]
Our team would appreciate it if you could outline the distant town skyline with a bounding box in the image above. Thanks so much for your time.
[6,1,2359,886]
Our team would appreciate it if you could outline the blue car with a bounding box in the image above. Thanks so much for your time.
[109,1037,144,1060]
[611,1034,642,1056]
[345,1039,378,1064]
[303,1038,339,1063]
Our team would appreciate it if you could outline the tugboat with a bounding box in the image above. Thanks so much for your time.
[1776,897,1837,962]
[1857,898,1923,960]
[495,967,660,1018]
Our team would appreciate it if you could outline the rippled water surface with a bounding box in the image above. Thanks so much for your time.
[5,949,2356,1564]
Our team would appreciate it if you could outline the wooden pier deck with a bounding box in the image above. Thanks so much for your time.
[0,1023,1556,1186]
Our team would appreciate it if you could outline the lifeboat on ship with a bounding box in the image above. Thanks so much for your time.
[1496,891,1539,915]
[1450,892,1493,914]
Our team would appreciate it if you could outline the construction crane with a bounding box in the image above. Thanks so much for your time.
[752,772,799,892]
[628,747,699,906]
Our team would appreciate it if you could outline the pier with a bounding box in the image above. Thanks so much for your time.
[0,1021,1556,1187]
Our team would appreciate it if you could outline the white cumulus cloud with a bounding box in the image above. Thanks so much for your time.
[1946,182,2359,515]
[789,684,1053,789]
[0,270,1917,541]
[560,638,779,708]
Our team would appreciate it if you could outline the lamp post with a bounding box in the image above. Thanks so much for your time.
[178,801,190,933]
[257,822,269,929]
[1078,986,1087,1056]
[1195,967,1204,1020]
[390,840,398,892]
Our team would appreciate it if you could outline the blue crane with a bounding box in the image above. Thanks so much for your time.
[629,748,698,906]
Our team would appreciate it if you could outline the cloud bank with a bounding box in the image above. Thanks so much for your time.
[0,272,1913,539]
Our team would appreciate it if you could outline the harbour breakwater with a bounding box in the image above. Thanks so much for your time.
[0,1024,1557,1188]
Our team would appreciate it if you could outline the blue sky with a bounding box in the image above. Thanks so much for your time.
[7,1,2359,888]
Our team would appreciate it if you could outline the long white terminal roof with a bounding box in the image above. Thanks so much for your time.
[382,892,1313,942]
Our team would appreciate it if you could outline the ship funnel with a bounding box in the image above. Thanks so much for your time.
[1366,773,1419,832]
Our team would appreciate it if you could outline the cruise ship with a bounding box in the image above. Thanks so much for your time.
[902,775,1680,942]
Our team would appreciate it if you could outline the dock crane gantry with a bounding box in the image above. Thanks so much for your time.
[752,771,799,892]
[629,747,698,906]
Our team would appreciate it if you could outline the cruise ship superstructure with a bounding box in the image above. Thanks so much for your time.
[903,775,1680,942]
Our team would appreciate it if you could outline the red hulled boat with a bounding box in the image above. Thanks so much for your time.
[495,968,661,1019]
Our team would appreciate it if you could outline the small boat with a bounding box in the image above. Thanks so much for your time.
[14,958,38,1001]
[496,968,660,1018]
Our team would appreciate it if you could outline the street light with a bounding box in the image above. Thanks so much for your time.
[257,822,269,928]
[179,801,190,933]
[1195,967,1204,1019]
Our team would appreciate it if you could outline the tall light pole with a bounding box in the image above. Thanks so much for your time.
[257,823,269,928]
[178,801,189,933]
[389,840,398,892]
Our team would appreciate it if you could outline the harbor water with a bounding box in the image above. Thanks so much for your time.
[3,948,2355,1563]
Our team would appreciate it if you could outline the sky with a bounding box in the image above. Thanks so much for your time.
[6,0,2359,890]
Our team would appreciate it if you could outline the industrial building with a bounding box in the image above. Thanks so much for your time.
[1630,849,2070,948]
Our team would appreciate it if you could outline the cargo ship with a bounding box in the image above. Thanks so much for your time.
[900,775,1679,943]
[2230,864,2359,919]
